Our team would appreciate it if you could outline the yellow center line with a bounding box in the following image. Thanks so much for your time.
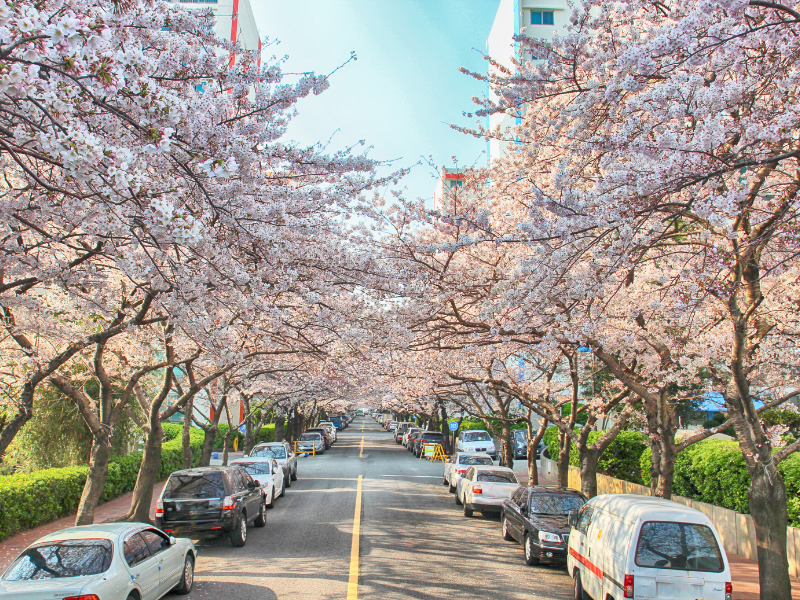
[359,436,364,458]
[347,475,363,600]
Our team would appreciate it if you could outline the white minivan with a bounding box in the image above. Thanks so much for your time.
[567,494,732,600]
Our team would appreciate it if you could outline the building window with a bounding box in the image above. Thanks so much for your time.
[530,10,554,25]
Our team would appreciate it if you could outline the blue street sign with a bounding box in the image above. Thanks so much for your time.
[448,421,458,431]
[238,424,246,434]
[577,346,591,352]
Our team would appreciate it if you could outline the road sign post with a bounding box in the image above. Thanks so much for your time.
[448,421,458,454]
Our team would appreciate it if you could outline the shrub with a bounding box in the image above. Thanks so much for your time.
[542,426,648,483]
[0,424,206,542]
[212,423,277,449]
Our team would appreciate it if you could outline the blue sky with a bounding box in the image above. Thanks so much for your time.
[250,1,501,204]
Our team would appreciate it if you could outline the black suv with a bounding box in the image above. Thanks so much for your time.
[156,465,265,547]
[414,431,446,457]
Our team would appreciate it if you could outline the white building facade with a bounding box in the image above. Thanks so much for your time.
[486,0,571,164]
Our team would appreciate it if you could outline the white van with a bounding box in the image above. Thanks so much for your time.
[567,495,732,600]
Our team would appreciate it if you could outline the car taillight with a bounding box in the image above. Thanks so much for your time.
[222,495,235,511]
[623,574,634,598]
[456,469,466,474]
[472,484,482,494]
[63,596,100,600]
[725,582,733,600]
[155,498,164,515]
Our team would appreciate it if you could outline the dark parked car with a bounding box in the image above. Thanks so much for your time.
[406,429,424,452]
[413,431,447,457]
[511,429,546,459]
[500,486,587,566]
[156,466,265,547]
[306,427,332,449]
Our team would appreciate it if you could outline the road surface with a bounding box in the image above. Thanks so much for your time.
[186,417,573,600]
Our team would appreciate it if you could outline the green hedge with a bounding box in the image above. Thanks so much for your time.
[542,426,649,484]
[0,424,205,541]
[213,423,276,449]
[640,440,800,527]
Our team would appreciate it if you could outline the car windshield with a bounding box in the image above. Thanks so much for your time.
[307,429,325,435]
[299,433,320,441]
[529,494,585,515]
[165,472,226,499]
[463,432,492,442]
[476,471,518,483]
[635,521,724,572]
[3,539,113,580]
[460,455,494,466]
[512,430,528,440]
[252,446,286,459]
[238,462,272,475]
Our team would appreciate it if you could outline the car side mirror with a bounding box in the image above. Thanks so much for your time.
[247,480,257,489]
[568,509,578,529]
[169,536,177,545]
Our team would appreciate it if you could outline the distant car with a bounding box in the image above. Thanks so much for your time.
[456,429,497,459]
[501,486,587,566]
[413,431,446,457]
[231,457,286,508]
[511,429,545,459]
[385,420,398,431]
[249,441,298,485]
[394,422,415,443]
[403,427,422,447]
[0,523,195,600]
[155,465,265,546]
[306,427,332,449]
[443,452,495,492]
[318,421,338,442]
[296,432,325,454]
[455,466,519,517]
[330,416,345,430]
[406,429,424,452]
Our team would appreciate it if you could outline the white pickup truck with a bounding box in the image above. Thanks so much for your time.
[455,466,519,517]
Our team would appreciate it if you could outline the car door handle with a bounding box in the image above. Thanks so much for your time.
[158,558,164,564]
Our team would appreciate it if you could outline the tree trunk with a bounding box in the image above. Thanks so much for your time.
[75,433,111,525]
[274,417,285,442]
[244,417,255,455]
[126,421,163,523]
[439,404,450,452]
[200,426,215,467]
[0,383,35,459]
[749,466,791,600]
[528,417,547,486]
[579,449,600,498]
[500,421,513,469]
[649,436,662,495]
[655,440,676,499]
[182,396,194,469]
[557,430,571,487]
[222,429,231,466]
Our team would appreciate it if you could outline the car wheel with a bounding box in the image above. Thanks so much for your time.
[573,572,588,600]
[524,533,540,565]
[291,468,298,481]
[442,475,449,486]
[230,513,247,547]
[455,490,463,505]
[279,482,286,497]
[254,501,266,527]
[463,504,473,518]
[448,481,456,493]
[266,489,275,509]
[502,517,514,541]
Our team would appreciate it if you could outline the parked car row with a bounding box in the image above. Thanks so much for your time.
[441,449,734,600]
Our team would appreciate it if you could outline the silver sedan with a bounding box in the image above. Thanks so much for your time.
[0,522,195,600]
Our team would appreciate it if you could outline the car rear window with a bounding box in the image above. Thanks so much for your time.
[635,521,724,572]
[423,433,445,440]
[529,493,585,515]
[252,446,286,459]
[460,455,494,465]
[238,462,272,475]
[165,471,226,499]
[3,539,112,580]
[463,431,492,442]
[299,433,320,441]
[476,471,518,483]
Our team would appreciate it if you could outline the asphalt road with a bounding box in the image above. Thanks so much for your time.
[185,417,573,600]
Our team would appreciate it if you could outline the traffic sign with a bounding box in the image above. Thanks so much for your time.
[448,421,458,431]
[238,424,246,434]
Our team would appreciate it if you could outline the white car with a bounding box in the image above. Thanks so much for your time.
[456,429,497,459]
[455,465,519,517]
[249,441,298,486]
[0,523,195,600]
[296,432,325,454]
[231,457,286,507]
[402,427,421,447]
[568,495,732,600]
[318,421,337,442]
[443,452,494,492]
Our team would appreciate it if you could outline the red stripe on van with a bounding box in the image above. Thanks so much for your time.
[569,547,603,580]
